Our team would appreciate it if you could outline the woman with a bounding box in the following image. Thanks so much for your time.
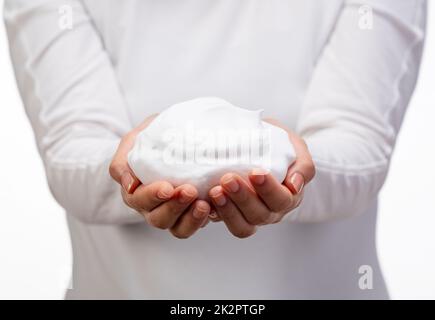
[4,0,426,299]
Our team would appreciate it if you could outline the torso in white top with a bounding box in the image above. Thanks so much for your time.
[4,0,426,299]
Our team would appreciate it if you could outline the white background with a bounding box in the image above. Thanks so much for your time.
[0,1,434,299]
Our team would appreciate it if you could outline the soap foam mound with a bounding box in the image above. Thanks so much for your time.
[128,97,296,199]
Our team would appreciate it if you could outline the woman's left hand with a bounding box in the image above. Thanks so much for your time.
[208,118,315,238]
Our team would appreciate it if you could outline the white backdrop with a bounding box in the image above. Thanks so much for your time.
[0,1,434,299]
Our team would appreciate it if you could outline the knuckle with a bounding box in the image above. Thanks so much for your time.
[247,212,271,226]
[272,197,292,213]
[195,200,210,213]
[147,214,168,230]
[219,208,237,220]
[310,163,316,180]
[234,192,250,207]
[166,202,184,216]
[255,185,274,200]
[181,183,197,194]
[301,160,316,182]
[220,172,236,184]
[170,229,190,239]
[293,195,303,209]
[233,228,255,239]
[271,213,285,224]
[109,162,121,179]
[110,163,129,184]
[122,194,133,208]
[121,191,139,211]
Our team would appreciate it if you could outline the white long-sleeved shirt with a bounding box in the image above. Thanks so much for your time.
[4,0,426,299]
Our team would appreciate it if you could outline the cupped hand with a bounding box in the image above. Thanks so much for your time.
[109,115,210,238]
[208,118,315,238]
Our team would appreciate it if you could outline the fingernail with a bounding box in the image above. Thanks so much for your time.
[121,172,134,194]
[289,172,305,194]
[208,210,218,219]
[222,176,239,193]
[210,190,227,207]
[157,184,173,200]
[250,168,268,185]
[178,189,194,204]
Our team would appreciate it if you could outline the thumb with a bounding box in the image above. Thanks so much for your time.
[120,169,140,195]
[263,118,315,195]
[284,131,315,195]
[109,114,159,194]
[109,133,141,194]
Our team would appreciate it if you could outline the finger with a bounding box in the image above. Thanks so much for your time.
[145,184,198,229]
[109,132,142,190]
[131,113,159,134]
[123,180,174,212]
[285,132,315,193]
[119,170,141,194]
[109,114,159,193]
[200,218,210,228]
[263,119,315,194]
[209,186,256,239]
[208,208,222,222]
[170,200,210,239]
[220,173,272,225]
[248,169,295,213]
[111,145,140,194]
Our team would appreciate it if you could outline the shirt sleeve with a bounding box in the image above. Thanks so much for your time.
[4,0,143,224]
[288,0,426,222]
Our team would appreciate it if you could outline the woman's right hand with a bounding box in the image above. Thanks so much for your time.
[109,115,210,238]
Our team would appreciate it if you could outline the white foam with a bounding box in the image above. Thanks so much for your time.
[128,97,296,199]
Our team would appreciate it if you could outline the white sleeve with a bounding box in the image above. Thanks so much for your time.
[4,0,143,224]
[289,0,426,222]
